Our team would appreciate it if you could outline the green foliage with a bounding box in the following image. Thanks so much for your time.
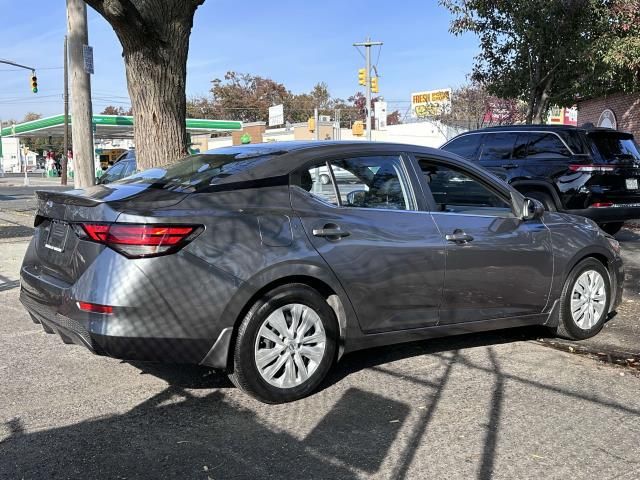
[441,0,640,123]
[101,105,133,116]
[440,0,615,123]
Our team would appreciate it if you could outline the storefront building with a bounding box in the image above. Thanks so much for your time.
[577,92,640,137]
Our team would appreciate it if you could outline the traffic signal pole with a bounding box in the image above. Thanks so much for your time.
[353,38,382,141]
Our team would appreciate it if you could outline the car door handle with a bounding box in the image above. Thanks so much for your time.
[501,163,517,169]
[445,230,474,244]
[312,225,351,239]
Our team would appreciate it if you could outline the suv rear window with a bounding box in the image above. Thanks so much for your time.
[117,152,279,192]
[589,132,640,162]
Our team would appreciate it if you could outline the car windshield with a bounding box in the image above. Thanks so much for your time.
[115,152,278,192]
[590,132,640,162]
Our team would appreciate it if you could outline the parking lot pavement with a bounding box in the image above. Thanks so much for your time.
[1,240,640,479]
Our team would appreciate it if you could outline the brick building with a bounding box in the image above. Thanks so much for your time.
[577,92,640,137]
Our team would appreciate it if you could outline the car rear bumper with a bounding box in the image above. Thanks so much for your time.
[566,205,640,223]
[19,265,215,364]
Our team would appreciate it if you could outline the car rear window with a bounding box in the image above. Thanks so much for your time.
[589,132,640,162]
[116,152,279,192]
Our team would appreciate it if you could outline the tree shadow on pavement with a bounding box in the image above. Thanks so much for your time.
[0,386,408,480]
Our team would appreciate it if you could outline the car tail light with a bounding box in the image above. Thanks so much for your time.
[569,164,615,172]
[76,223,201,258]
[77,301,113,314]
[590,202,614,208]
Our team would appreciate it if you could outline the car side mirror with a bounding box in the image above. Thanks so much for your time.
[346,189,366,206]
[522,197,545,220]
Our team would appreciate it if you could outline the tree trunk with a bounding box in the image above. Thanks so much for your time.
[124,37,190,170]
[83,0,204,169]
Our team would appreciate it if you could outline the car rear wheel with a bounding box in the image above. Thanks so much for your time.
[229,283,338,403]
[598,222,624,236]
[554,258,610,340]
[525,191,557,211]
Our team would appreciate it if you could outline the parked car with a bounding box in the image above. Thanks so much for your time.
[441,125,640,235]
[97,149,136,184]
[20,141,623,403]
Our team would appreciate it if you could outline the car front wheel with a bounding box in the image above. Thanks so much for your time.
[555,258,610,340]
[229,284,338,403]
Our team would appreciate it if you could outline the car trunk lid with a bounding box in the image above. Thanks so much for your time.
[32,184,189,284]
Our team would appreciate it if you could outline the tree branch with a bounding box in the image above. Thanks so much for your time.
[83,0,162,47]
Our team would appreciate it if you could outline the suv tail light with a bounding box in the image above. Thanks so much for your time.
[569,164,615,173]
[75,223,202,258]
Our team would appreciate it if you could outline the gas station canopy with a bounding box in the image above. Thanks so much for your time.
[0,114,243,139]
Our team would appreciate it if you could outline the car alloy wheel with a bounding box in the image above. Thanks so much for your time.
[570,270,607,330]
[254,303,326,388]
[230,283,338,403]
[555,258,611,340]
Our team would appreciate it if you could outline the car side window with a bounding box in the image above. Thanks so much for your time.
[102,162,125,182]
[122,161,136,178]
[442,134,483,160]
[527,133,571,158]
[479,133,518,161]
[418,159,514,217]
[291,163,340,206]
[330,155,414,211]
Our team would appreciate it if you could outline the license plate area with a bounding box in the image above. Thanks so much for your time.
[45,220,69,253]
[626,178,638,190]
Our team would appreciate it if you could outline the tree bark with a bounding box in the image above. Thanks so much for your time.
[84,0,204,169]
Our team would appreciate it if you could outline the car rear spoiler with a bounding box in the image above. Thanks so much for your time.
[35,190,102,208]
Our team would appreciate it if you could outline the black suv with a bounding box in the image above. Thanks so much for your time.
[441,125,640,234]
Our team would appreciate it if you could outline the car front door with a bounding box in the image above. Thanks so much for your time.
[415,155,553,325]
[290,153,446,333]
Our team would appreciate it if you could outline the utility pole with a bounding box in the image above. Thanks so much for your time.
[353,38,383,141]
[67,0,94,188]
[62,35,69,185]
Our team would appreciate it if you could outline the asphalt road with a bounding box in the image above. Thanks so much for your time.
[1,183,640,479]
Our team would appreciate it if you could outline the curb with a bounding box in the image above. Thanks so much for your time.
[535,338,640,372]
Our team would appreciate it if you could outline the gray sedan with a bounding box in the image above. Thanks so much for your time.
[20,141,623,403]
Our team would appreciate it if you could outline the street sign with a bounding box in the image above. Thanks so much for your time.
[268,104,284,126]
[83,45,94,75]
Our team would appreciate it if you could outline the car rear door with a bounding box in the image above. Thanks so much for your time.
[414,154,553,324]
[290,152,446,333]
[477,132,527,182]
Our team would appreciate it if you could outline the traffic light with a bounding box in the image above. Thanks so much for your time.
[371,77,379,93]
[308,117,315,132]
[31,74,38,93]
[358,68,367,86]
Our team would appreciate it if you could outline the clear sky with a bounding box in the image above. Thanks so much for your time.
[0,0,479,122]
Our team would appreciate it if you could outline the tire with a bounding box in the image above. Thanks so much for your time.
[598,222,624,236]
[229,283,338,403]
[525,191,557,212]
[319,174,330,185]
[554,258,611,340]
